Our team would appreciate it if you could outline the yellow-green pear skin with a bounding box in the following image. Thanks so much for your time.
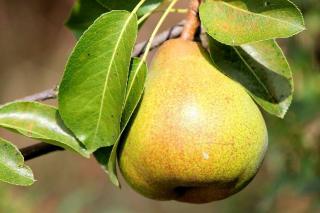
[119,39,268,203]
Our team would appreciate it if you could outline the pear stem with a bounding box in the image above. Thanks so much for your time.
[180,0,201,41]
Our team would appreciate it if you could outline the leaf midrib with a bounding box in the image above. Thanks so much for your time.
[93,12,135,144]
[217,1,305,30]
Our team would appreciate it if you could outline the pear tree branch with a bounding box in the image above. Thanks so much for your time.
[20,142,64,161]
[133,21,185,57]
[17,88,58,102]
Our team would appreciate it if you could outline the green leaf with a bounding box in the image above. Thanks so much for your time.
[93,146,112,170]
[209,38,293,118]
[0,137,34,186]
[108,58,148,187]
[136,0,163,17]
[0,102,89,157]
[120,58,148,128]
[200,0,305,45]
[59,11,138,152]
[65,0,109,38]
[94,58,148,187]
[97,0,163,17]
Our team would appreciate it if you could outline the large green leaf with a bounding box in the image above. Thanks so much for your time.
[65,0,108,38]
[0,137,34,186]
[59,11,138,152]
[209,38,293,118]
[200,0,305,45]
[94,58,148,187]
[97,0,163,17]
[0,102,89,157]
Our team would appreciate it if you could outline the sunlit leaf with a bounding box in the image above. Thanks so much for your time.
[0,101,89,157]
[200,0,305,45]
[59,11,138,152]
[108,58,148,187]
[94,58,148,187]
[0,137,34,186]
[120,58,148,128]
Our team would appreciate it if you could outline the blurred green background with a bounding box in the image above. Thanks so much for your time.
[0,0,319,212]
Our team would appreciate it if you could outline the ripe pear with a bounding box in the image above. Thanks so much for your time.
[119,39,268,203]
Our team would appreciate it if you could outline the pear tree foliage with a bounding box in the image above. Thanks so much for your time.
[0,0,304,192]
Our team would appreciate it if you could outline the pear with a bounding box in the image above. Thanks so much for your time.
[119,39,268,203]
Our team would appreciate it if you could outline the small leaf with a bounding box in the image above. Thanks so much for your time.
[0,101,89,157]
[200,0,305,45]
[108,58,148,187]
[65,0,109,38]
[94,58,148,187]
[59,11,138,152]
[121,58,148,128]
[136,0,163,17]
[0,137,34,186]
[209,38,293,118]
[93,146,120,186]
[97,0,163,17]
[93,146,112,170]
